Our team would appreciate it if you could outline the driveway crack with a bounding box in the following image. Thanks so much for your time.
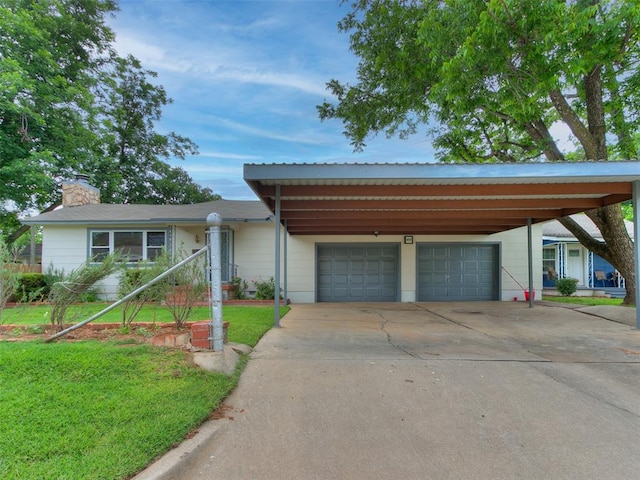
[377,312,437,359]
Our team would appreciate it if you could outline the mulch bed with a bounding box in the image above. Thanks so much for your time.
[0,322,188,344]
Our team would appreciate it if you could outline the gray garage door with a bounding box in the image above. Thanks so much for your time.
[417,243,499,301]
[317,244,399,302]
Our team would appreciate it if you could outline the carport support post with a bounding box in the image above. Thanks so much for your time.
[634,180,640,329]
[283,219,288,303]
[274,184,281,327]
[207,213,224,352]
[527,218,534,308]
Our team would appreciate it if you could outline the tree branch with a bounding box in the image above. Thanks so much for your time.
[557,216,609,258]
[548,89,600,158]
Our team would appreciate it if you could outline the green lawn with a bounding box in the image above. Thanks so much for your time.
[0,305,288,480]
[0,302,210,326]
[542,295,627,307]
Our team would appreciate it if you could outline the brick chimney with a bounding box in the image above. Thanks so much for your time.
[61,174,100,207]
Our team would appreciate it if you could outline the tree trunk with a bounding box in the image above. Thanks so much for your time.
[558,205,635,305]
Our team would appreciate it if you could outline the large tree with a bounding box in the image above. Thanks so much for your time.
[91,54,217,204]
[319,0,640,304]
[0,0,216,237]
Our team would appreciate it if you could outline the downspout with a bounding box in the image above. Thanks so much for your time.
[274,184,281,328]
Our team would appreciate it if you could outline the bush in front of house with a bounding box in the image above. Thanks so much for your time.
[16,273,48,302]
[118,263,167,327]
[253,277,282,300]
[556,278,578,296]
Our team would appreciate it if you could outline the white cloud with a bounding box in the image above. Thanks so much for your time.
[197,151,263,161]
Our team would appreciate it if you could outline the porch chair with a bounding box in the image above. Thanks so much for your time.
[594,270,607,287]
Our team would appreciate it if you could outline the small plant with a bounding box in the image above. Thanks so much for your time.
[26,325,45,335]
[14,273,48,303]
[230,276,248,300]
[0,238,21,323]
[156,248,207,329]
[118,260,166,327]
[556,277,579,296]
[252,277,281,300]
[49,253,123,330]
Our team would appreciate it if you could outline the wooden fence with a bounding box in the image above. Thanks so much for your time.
[6,264,42,274]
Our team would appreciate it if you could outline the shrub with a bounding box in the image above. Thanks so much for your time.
[0,240,20,322]
[253,277,281,300]
[230,276,248,300]
[556,278,578,296]
[16,273,48,302]
[49,253,123,329]
[118,263,166,326]
[155,248,207,329]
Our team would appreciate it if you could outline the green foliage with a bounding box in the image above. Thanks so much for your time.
[543,296,624,307]
[48,253,123,329]
[0,342,240,480]
[319,0,639,303]
[15,273,48,302]
[0,0,218,238]
[90,54,217,205]
[253,277,281,300]
[321,0,640,161]
[155,248,208,329]
[230,276,249,300]
[621,201,634,221]
[42,263,65,296]
[118,261,166,326]
[0,239,20,322]
[556,278,579,296]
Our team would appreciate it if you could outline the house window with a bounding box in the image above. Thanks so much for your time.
[90,230,167,262]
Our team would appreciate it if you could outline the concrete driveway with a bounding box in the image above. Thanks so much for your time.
[150,302,640,480]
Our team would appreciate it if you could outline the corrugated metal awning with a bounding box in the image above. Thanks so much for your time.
[244,162,640,236]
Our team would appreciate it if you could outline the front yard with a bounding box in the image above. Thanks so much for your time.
[0,305,288,480]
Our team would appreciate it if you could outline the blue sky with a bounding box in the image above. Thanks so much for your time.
[109,0,437,200]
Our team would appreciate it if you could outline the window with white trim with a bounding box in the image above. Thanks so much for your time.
[90,230,167,262]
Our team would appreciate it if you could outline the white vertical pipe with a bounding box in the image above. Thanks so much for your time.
[207,212,224,352]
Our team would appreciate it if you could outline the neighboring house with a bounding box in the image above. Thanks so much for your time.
[15,243,42,265]
[542,214,634,293]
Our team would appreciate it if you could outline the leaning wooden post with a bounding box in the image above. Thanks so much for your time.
[207,212,224,352]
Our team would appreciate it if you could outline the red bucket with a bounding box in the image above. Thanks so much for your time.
[524,290,535,301]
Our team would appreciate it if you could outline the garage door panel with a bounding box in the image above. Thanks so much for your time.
[366,275,380,285]
[317,244,399,302]
[417,243,498,301]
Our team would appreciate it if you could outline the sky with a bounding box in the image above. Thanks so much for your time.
[109,0,437,200]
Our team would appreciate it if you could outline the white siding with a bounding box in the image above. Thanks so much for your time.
[42,220,542,303]
[232,222,278,294]
[274,225,543,304]
[42,226,88,273]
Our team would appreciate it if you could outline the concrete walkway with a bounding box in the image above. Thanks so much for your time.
[137,302,640,480]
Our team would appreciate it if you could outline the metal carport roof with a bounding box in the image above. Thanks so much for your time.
[244,161,640,236]
[244,161,640,327]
